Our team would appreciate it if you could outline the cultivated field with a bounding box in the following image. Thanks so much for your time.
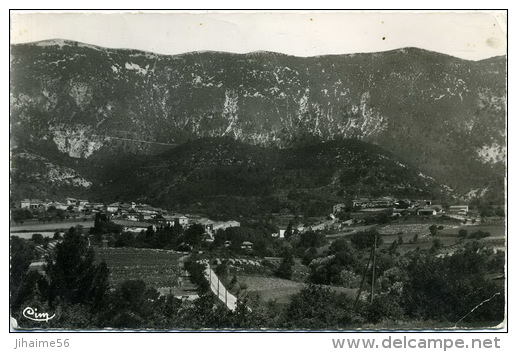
[94,247,183,288]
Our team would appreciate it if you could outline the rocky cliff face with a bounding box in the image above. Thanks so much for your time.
[10,40,506,202]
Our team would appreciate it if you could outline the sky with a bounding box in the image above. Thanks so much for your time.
[10,11,507,60]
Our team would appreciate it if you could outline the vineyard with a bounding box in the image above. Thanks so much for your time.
[94,247,184,288]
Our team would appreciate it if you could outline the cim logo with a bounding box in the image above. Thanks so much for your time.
[22,307,55,322]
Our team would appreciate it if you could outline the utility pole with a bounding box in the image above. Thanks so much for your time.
[354,243,374,309]
[370,233,377,304]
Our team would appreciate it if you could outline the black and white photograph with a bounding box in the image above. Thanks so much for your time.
[9,10,507,332]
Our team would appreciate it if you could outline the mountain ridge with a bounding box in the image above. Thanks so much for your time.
[10,40,506,204]
[13,38,505,62]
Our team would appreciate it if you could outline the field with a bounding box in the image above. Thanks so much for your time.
[439,222,506,238]
[94,247,184,289]
[238,275,306,305]
[10,231,57,239]
[238,275,357,306]
[324,220,506,256]
[379,223,458,242]
[10,220,95,232]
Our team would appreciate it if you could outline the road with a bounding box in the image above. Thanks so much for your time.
[203,263,238,311]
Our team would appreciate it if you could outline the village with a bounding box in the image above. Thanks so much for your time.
[11,193,506,329]
[14,197,242,243]
[12,195,484,242]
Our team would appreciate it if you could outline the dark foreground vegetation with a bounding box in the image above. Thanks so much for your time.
[10,222,505,330]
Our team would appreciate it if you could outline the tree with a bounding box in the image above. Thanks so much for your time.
[183,224,204,247]
[93,212,107,232]
[275,252,294,280]
[458,229,468,240]
[430,238,443,254]
[10,236,36,293]
[282,285,352,329]
[12,208,28,225]
[429,224,438,236]
[309,240,359,285]
[495,207,505,217]
[298,230,325,249]
[31,233,44,245]
[302,247,318,266]
[115,232,136,247]
[45,226,110,310]
[214,262,229,279]
[350,229,382,250]
[284,222,293,240]
[388,240,399,255]
[102,280,160,329]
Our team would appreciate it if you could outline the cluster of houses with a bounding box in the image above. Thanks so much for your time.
[20,197,96,212]
[18,197,241,239]
[276,198,473,236]
[333,197,470,218]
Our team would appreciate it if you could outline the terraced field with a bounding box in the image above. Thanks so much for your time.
[94,247,184,288]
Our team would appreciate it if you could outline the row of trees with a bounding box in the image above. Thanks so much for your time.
[94,214,285,256]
